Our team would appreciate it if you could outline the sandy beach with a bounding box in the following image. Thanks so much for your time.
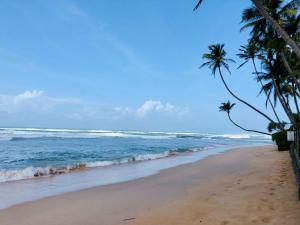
[0,145,299,225]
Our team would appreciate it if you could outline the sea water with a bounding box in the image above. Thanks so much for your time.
[0,127,272,209]
[0,127,271,183]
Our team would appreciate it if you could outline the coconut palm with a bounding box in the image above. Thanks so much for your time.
[195,0,300,59]
[251,0,300,60]
[219,101,271,135]
[237,43,281,123]
[201,44,275,123]
[219,101,235,114]
[240,1,300,126]
[258,52,297,125]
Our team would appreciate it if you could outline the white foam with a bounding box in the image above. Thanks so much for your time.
[0,143,270,210]
[0,128,177,140]
[209,133,270,139]
[0,128,271,141]
[86,161,115,167]
[0,149,197,183]
[0,167,49,183]
[134,152,172,161]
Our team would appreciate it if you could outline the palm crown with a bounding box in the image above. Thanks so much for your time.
[219,101,236,114]
[237,43,260,68]
[201,44,235,75]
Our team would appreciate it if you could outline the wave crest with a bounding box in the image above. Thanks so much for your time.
[0,147,202,183]
[0,128,271,142]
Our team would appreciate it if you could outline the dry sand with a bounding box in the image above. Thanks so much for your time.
[0,145,299,225]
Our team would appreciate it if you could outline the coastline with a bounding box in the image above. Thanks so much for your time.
[0,143,266,209]
[1,145,299,225]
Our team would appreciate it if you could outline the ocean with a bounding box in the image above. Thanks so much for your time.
[0,127,272,209]
[0,127,272,183]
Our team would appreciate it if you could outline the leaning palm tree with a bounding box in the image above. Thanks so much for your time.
[241,0,300,111]
[261,54,297,125]
[237,43,281,123]
[240,2,300,126]
[201,44,275,123]
[194,0,300,60]
[251,0,300,60]
[219,101,271,135]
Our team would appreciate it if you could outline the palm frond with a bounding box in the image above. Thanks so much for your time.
[193,0,203,11]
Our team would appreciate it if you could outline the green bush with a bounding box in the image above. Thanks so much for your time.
[272,130,290,151]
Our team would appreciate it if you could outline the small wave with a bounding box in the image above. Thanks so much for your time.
[0,167,49,183]
[9,137,64,142]
[134,152,172,161]
[0,147,205,183]
[85,161,115,167]
[212,134,251,139]
[208,133,270,140]
[0,127,271,142]
[1,128,177,141]
[0,164,88,183]
[176,134,204,139]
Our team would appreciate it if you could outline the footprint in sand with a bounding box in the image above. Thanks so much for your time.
[256,205,262,211]
[261,217,271,223]
[221,220,230,225]
[268,205,276,211]
[260,198,268,202]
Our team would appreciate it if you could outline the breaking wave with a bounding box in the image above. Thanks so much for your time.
[0,128,270,141]
[0,147,200,183]
[0,128,272,183]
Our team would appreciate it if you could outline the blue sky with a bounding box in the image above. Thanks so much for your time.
[0,0,287,133]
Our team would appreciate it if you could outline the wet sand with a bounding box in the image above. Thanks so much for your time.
[0,145,299,225]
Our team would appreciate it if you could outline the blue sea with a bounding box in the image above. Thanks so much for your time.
[0,128,272,183]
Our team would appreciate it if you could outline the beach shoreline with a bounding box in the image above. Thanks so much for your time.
[1,145,299,225]
[0,143,268,210]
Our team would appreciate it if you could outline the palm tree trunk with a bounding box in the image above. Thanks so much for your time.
[227,113,271,135]
[218,67,275,123]
[252,59,281,123]
[251,0,300,60]
[293,82,300,115]
[270,74,295,125]
[280,51,300,116]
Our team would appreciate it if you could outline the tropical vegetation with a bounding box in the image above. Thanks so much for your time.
[196,0,300,151]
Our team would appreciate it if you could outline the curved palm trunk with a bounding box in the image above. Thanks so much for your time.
[227,113,271,136]
[251,0,300,60]
[252,59,281,123]
[270,74,295,125]
[280,52,300,116]
[292,82,300,115]
[218,67,275,123]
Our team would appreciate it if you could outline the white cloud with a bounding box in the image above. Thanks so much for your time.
[0,91,189,123]
[14,90,44,104]
[0,90,81,114]
[136,100,189,118]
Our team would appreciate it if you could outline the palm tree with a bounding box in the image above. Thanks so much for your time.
[259,53,297,125]
[201,44,275,123]
[195,0,300,60]
[251,0,300,60]
[219,101,271,135]
[237,43,281,123]
[239,0,300,126]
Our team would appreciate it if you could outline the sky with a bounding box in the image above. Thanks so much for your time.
[0,0,288,133]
